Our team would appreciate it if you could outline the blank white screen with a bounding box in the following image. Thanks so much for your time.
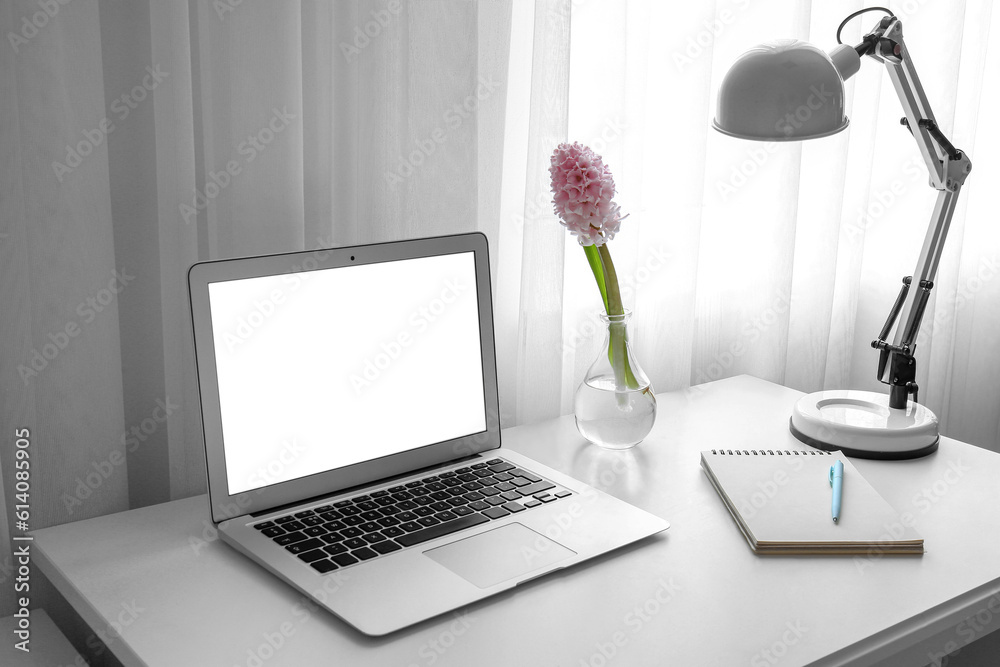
[208,252,487,494]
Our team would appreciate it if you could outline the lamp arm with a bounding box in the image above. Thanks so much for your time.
[861,17,973,408]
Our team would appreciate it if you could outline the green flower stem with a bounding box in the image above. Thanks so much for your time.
[597,244,639,393]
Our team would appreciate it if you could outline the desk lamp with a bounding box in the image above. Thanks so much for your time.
[713,7,972,459]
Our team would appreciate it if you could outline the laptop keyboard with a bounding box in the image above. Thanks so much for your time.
[251,458,573,574]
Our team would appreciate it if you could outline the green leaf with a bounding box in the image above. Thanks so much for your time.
[583,244,609,313]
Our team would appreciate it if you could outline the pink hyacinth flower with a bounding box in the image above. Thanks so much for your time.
[549,142,624,246]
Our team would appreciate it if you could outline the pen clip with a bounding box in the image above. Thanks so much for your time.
[829,465,834,486]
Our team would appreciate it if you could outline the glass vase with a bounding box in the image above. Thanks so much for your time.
[574,310,656,449]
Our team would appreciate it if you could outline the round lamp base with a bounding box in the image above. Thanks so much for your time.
[789,390,939,460]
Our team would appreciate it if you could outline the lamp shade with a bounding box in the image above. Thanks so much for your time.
[714,39,852,141]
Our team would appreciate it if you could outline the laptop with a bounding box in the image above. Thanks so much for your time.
[187,231,669,636]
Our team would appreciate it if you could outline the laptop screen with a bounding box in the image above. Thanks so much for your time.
[207,251,487,495]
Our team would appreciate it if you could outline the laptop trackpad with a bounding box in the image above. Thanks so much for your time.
[424,523,576,589]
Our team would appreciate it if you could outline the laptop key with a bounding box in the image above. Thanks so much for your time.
[414,507,434,517]
[500,491,522,502]
[396,514,490,547]
[414,497,434,507]
[320,534,343,545]
[397,501,418,510]
[511,469,543,483]
[495,482,516,492]
[454,506,474,516]
[340,506,361,516]
[472,463,488,469]
[446,497,467,507]
[429,502,451,512]
[377,516,400,527]
[502,502,526,513]
[310,559,339,573]
[537,495,557,503]
[455,467,472,474]
[254,521,276,530]
[353,547,377,561]
[399,521,422,532]
[303,526,327,537]
[555,490,572,498]
[275,516,297,524]
[359,522,381,533]
[343,515,365,526]
[524,499,542,508]
[357,502,378,512]
[405,481,423,488]
[388,485,406,493]
[323,520,346,531]
[488,462,515,473]
[480,487,501,497]
[261,527,284,538]
[274,532,308,546]
[361,511,382,521]
[439,471,456,478]
[381,527,404,538]
[339,527,363,538]
[517,480,556,497]
[314,505,335,513]
[324,543,348,555]
[391,491,413,501]
[301,516,324,527]
[458,473,477,483]
[442,478,463,487]
[485,497,506,507]
[463,492,485,502]
[297,548,328,563]
[282,520,306,531]
[468,501,490,511]
[334,500,352,508]
[295,510,316,518]
[380,506,401,515]
[417,516,441,527]
[493,472,514,482]
[353,495,371,503]
[435,511,458,522]
[397,511,417,521]
[372,490,389,498]
[331,553,359,567]
[362,532,387,544]
[483,507,510,520]
[285,538,325,554]
[344,538,367,550]
[486,458,503,465]
[509,477,531,487]
[374,497,395,507]
[474,469,493,478]
[372,540,403,555]
[462,482,484,491]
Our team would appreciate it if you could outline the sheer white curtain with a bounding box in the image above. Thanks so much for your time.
[497,0,1000,451]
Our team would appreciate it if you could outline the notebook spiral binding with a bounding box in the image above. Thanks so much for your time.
[710,449,833,456]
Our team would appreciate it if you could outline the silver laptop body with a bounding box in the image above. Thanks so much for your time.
[188,232,669,636]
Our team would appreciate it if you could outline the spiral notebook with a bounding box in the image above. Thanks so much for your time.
[701,449,924,555]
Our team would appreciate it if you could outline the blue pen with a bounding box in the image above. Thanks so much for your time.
[829,460,844,524]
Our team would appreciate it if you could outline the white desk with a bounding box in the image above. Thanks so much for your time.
[33,376,1000,666]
